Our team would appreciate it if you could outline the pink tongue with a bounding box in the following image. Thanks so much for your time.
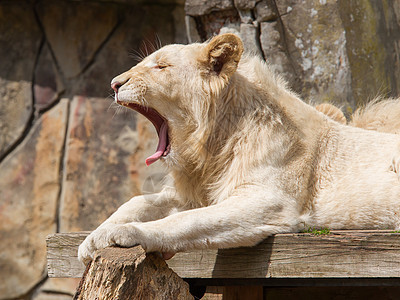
[145,122,168,166]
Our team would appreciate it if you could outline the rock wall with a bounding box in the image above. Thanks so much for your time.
[0,1,184,299]
[1,0,400,299]
[186,0,400,114]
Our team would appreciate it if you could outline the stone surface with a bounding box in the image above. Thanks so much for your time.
[84,0,184,3]
[33,278,80,300]
[185,15,202,43]
[262,0,354,109]
[71,3,184,98]
[239,23,262,56]
[173,5,189,44]
[59,97,166,232]
[260,21,295,84]
[0,2,41,80]
[197,9,240,39]
[37,1,119,79]
[0,100,68,299]
[75,246,193,300]
[0,78,33,159]
[33,294,73,300]
[0,2,41,159]
[0,1,184,298]
[338,0,400,106]
[189,0,400,112]
[34,43,65,111]
[236,8,253,24]
[254,0,277,22]
[185,0,234,16]
[234,0,256,10]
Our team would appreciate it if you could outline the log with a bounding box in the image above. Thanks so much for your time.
[73,246,194,300]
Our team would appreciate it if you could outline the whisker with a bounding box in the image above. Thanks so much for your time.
[107,100,119,112]
[146,37,157,53]
[111,106,119,120]
[107,89,116,99]
[107,101,114,112]
[138,36,160,59]
[129,48,146,62]
[139,46,147,60]
[112,105,127,120]
[155,34,162,50]
[143,40,149,57]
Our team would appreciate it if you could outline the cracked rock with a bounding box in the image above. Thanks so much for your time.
[0,100,68,299]
[0,3,41,158]
[240,23,262,56]
[234,0,256,10]
[254,0,277,22]
[185,0,234,16]
[36,1,119,79]
[34,43,65,112]
[59,97,167,232]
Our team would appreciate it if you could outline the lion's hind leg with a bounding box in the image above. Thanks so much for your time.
[315,103,346,124]
[390,142,400,177]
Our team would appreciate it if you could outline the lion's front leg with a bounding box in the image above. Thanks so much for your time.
[95,191,300,256]
[78,188,181,264]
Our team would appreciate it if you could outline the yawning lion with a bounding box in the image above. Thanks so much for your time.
[79,34,400,264]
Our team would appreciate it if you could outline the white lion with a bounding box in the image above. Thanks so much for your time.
[78,34,400,264]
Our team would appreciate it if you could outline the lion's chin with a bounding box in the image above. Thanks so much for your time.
[116,99,170,165]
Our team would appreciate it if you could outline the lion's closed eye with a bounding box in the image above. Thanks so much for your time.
[155,62,169,69]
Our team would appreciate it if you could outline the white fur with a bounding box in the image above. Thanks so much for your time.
[79,34,400,264]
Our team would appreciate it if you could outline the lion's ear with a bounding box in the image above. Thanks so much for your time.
[200,33,244,79]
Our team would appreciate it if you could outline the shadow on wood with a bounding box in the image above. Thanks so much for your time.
[73,246,193,300]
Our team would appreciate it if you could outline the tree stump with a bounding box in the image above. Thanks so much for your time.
[73,246,194,300]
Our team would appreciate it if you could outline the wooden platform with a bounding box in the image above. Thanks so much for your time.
[47,230,400,286]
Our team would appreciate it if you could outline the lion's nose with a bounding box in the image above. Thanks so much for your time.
[111,82,122,93]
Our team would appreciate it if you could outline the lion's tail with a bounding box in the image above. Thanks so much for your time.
[349,98,400,134]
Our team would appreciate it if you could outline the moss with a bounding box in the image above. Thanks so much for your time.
[302,227,331,235]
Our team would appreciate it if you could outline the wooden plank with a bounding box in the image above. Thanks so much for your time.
[47,232,89,278]
[47,231,400,279]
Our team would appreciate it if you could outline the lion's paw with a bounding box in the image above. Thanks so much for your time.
[78,223,141,264]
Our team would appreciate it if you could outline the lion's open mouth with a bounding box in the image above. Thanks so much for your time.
[116,100,170,166]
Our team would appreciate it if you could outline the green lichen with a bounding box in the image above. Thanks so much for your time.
[302,227,331,235]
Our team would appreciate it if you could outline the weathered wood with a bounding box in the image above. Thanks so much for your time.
[47,231,89,278]
[73,246,193,300]
[47,231,400,280]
